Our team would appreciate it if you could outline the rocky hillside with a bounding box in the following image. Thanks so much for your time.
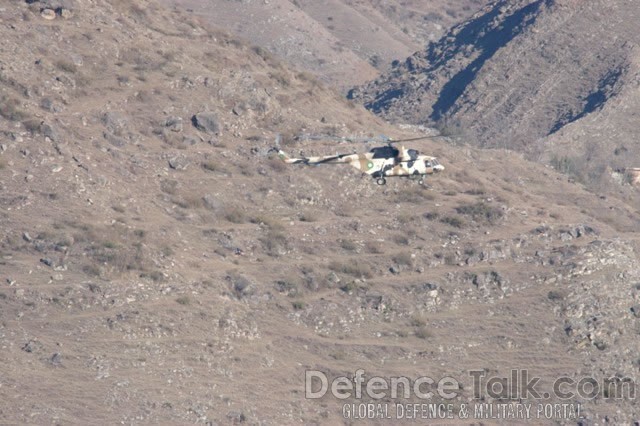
[162,0,488,90]
[1,0,639,424]
[349,0,640,193]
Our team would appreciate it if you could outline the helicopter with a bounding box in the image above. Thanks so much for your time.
[271,135,445,185]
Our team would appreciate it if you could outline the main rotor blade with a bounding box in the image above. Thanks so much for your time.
[386,135,450,144]
[296,134,379,143]
[295,133,456,144]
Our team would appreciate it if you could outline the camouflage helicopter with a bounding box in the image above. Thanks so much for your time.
[271,134,445,185]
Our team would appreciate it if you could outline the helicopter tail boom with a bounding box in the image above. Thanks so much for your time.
[273,149,303,164]
[272,148,357,166]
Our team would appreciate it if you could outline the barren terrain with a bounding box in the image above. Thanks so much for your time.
[0,0,639,425]
[350,0,640,198]
[161,0,488,90]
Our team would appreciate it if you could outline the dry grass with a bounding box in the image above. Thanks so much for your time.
[202,160,224,173]
[396,212,417,224]
[275,277,301,297]
[223,206,246,224]
[160,179,178,195]
[440,215,465,228]
[410,315,426,327]
[173,195,204,210]
[55,59,78,73]
[291,300,305,310]
[176,296,191,305]
[455,201,504,224]
[267,157,287,172]
[415,327,432,339]
[260,230,288,257]
[392,251,413,266]
[423,211,439,221]
[251,214,284,231]
[22,119,41,133]
[365,241,384,254]
[0,96,28,121]
[299,211,319,222]
[394,186,435,203]
[328,260,373,278]
[339,239,358,251]
[392,234,409,246]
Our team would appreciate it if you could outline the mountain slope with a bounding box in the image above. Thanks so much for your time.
[349,0,640,191]
[161,0,489,90]
[1,0,639,424]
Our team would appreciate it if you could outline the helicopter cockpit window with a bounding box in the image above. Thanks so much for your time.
[371,146,399,159]
[425,160,432,168]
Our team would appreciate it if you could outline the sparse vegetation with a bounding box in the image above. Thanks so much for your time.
[160,179,178,195]
[410,315,426,327]
[392,234,409,246]
[334,205,354,217]
[423,211,439,221]
[260,230,288,257]
[275,278,300,297]
[173,195,204,210]
[394,186,434,203]
[464,188,486,195]
[291,300,305,310]
[550,155,580,177]
[176,296,191,305]
[0,96,27,121]
[415,327,432,339]
[201,160,219,172]
[339,281,357,294]
[267,157,286,172]
[55,59,78,73]
[22,119,41,133]
[440,215,465,228]
[547,290,566,301]
[223,206,246,224]
[339,239,357,251]
[228,273,254,299]
[444,253,458,265]
[392,251,413,266]
[455,202,504,224]
[299,211,319,222]
[365,241,384,254]
[269,70,291,87]
[329,260,373,279]
[251,214,284,230]
[397,212,416,224]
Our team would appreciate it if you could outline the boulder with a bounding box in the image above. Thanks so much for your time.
[191,112,219,134]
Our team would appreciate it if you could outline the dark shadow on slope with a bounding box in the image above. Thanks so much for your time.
[359,88,404,113]
[359,0,553,116]
[549,67,624,134]
[431,0,549,121]
[357,1,513,114]
[424,1,506,69]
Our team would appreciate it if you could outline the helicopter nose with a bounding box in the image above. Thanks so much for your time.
[434,164,445,172]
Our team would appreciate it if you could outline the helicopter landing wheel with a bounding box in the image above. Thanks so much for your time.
[376,177,387,186]
[418,179,424,185]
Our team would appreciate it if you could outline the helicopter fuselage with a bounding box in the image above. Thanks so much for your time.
[275,145,444,185]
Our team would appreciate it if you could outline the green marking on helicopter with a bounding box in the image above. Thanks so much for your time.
[367,161,374,169]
